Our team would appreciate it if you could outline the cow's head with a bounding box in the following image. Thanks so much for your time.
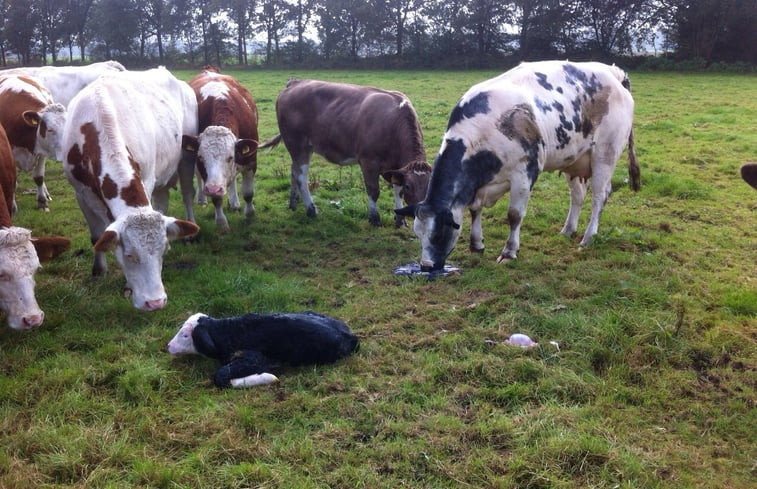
[167,312,208,355]
[93,211,199,311]
[183,127,257,198]
[382,161,432,206]
[395,203,462,272]
[0,227,44,330]
[23,103,66,161]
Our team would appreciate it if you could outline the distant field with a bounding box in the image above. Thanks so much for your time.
[1,69,755,488]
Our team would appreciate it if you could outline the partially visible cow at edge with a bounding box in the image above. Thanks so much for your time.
[0,74,66,210]
[260,79,432,227]
[741,163,757,190]
[0,123,70,330]
[0,60,126,108]
[182,67,259,232]
[396,61,640,271]
[61,67,199,311]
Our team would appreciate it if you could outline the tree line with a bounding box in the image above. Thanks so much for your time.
[1,0,754,69]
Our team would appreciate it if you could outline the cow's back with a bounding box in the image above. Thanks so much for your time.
[192,72,257,141]
[277,79,422,164]
[64,73,185,199]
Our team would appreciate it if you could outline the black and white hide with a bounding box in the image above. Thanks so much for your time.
[167,311,360,387]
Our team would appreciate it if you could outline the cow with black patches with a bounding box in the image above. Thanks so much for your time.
[397,61,640,271]
[167,311,360,388]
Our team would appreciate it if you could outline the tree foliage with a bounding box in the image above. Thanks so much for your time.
[0,0,752,67]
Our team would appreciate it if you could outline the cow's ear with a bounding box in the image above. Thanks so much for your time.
[23,111,41,128]
[382,170,405,186]
[182,135,199,153]
[31,236,71,262]
[394,204,417,217]
[443,211,460,229]
[235,139,258,164]
[164,217,200,240]
[93,230,119,252]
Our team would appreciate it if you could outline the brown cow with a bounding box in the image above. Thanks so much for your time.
[0,74,66,210]
[260,79,431,227]
[182,68,259,232]
[0,123,70,330]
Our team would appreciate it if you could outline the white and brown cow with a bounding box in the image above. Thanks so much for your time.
[61,67,199,311]
[396,61,640,271]
[182,68,259,232]
[0,123,70,330]
[0,74,66,210]
[260,79,431,227]
[0,60,126,108]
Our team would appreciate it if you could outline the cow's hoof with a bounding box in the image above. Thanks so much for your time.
[306,206,317,218]
[469,245,485,253]
[496,254,515,264]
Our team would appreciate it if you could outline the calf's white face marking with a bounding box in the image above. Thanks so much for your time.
[0,227,44,330]
[167,312,207,354]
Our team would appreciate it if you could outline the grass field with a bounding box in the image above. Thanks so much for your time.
[1,69,755,488]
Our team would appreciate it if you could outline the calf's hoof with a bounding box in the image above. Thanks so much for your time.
[496,253,515,264]
[306,205,317,218]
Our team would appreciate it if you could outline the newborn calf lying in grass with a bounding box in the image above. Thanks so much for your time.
[167,311,360,387]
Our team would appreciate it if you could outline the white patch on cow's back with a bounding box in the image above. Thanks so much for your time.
[199,81,230,101]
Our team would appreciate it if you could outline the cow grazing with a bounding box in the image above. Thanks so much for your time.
[0,124,70,330]
[0,74,66,210]
[0,60,126,108]
[61,67,199,311]
[167,311,360,388]
[260,79,431,226]
[182,68,259,232]
[396,61,640,271]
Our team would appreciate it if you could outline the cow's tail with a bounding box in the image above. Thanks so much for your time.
[613,65,641,192]
[258,134,282,150]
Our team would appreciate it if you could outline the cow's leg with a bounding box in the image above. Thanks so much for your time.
[291,159,316,217]
[76,194,108,276]
[152,186,170,215]
[195,166,207,206]
[32,156,50,210]
[469,208,485,252]
[227,173,241,212]
[580,143,621,246]
[212,196,230,233]
[560,175,588,237]
[178,151,197,222]
[361,164,382,226]
[239,166,255,218]
[497,175,531,263]
[392,185,406,227]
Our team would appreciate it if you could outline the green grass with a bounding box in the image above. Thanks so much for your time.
[1,70,755,488]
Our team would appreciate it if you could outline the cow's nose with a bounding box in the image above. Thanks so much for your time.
[23,313,44,329]
[143,298,167,311]
[203,184,225,197]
